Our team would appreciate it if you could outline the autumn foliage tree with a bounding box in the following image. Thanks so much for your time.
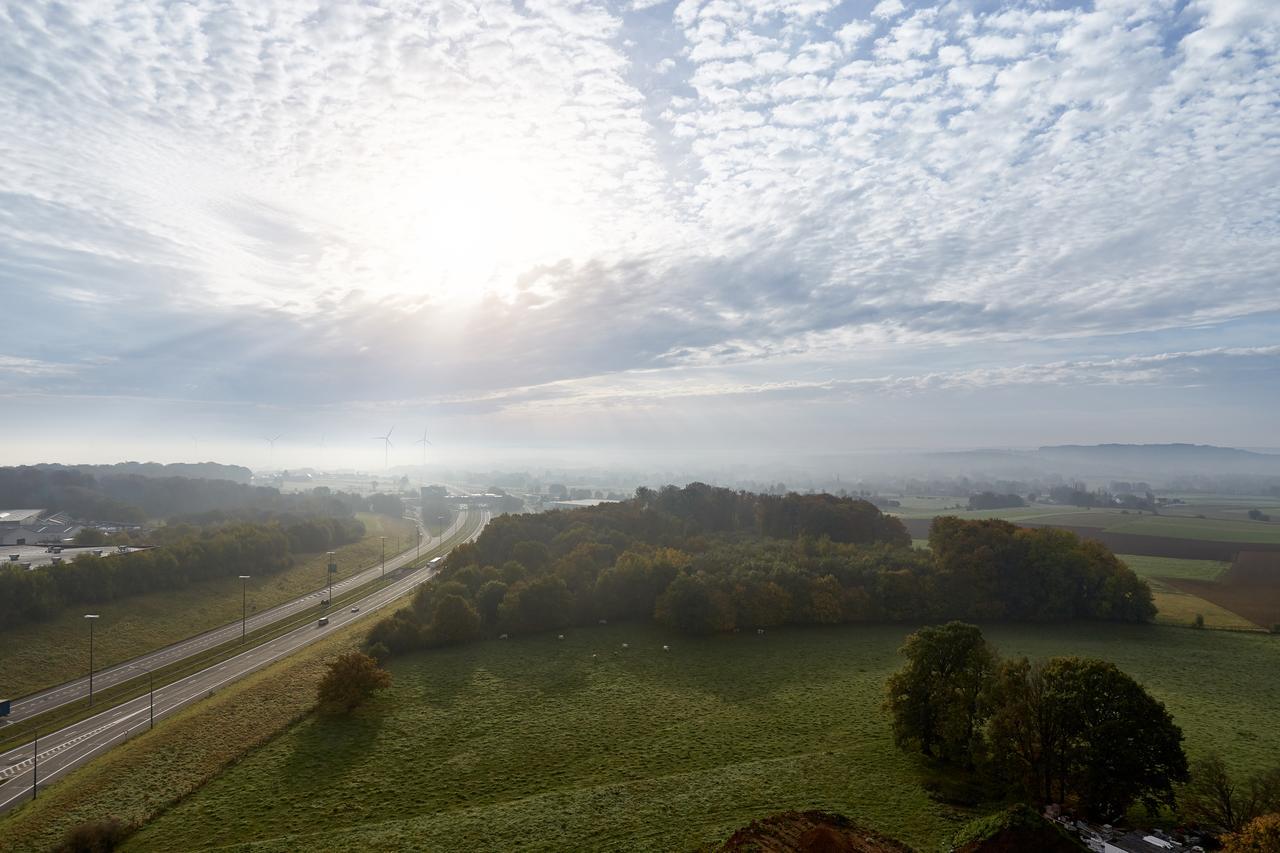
[884,622,998,766]
[316,651,391,714]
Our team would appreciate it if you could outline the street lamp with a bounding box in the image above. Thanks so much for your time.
[239,575,251,643]
[326,551,336,604]
[438,515,446,540]
[416,525,421,561]
[380,536,386,578]
[84,614,100,707]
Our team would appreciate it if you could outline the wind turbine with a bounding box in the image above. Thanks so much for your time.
[415,426,432,471]
[266,434,282,469]
[373,427,394,470]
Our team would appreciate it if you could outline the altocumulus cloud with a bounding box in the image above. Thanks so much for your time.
[0,0,1278,458]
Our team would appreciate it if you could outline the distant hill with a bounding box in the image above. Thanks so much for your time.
[40,462,254,484]
[913,443,1280,483]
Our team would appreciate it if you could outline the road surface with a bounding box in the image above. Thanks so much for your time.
[0,508,487,814]
[3,512,469,724]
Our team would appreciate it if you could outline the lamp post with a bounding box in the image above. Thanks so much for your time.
[84,614,100,707]
[239,575,251,643]
[326,551,336,604]
[149,670,155,730]
[380,536,386,578]
[416,526,421,561]
[31,730,37,800]
[438,515,446,540]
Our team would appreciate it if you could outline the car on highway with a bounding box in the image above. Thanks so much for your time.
[317,616,330,627]
[350,606,359,613]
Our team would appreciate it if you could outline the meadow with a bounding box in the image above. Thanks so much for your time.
[124,621,1280,853]
[0,513,415,698]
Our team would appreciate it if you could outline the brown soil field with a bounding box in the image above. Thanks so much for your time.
[1166,551,1280,629]
[900,518,1280,562]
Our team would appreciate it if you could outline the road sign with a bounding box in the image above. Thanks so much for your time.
[0,700,10,717]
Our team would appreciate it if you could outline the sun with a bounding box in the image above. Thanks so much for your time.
[360,154,582,306]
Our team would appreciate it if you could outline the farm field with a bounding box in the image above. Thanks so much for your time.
[1118,554,1230,582]
[1167,551,1280,631]
[0,513,416,699]
[125,621,1280,853]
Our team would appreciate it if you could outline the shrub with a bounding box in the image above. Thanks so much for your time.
[57,818,132,852]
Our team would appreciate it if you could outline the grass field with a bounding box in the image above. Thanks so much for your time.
[123,621,1280,853]
[1118,554,1231,582]
[0,613,375,853]
[0,513,415,699]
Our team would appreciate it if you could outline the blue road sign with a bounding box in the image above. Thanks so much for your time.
[0,700,10,717]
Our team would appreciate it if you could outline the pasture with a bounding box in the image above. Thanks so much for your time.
[0,513,416,699]
[124,621,1280,853]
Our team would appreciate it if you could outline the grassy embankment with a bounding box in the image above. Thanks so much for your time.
[121,621,1280,853]
[0,619,374,853]
[0,513,415,699]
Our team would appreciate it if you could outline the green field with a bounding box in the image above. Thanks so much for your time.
[123,622,1280,853]
[1118,554,1231,582]
[0,513,416,698]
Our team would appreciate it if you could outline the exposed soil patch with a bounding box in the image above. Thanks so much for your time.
[1166,551,1280,629]
[717,810,915,853]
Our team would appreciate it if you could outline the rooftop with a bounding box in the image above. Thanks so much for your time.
[0,509,45,525]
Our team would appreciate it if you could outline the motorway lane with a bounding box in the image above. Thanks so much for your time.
[0,509,488,815]
[3,513,470,723]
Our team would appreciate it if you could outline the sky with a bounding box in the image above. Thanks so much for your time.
[1,0,1278,471]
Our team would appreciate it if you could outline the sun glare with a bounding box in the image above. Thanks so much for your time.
[361,155,582,306]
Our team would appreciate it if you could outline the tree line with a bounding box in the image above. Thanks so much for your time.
[0,516,364,629]
[366,484,1154,658]
[0,466,397,523]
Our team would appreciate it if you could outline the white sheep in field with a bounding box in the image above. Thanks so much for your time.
[499,633,509,640]
[757,628,765,635]
[558,634,565,640]
[662,645,670,651]
[621,642,629,649]
[598,618,608,625]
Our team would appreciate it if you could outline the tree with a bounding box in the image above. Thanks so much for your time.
[885,622,998,766]
[1221,814,1280,853]
[1180,755,1280,832]
[430,594,480,645]
[316,651,391,713]
[654,572,735,634]
[73,527,108,547]
[986,656,1188,820]
[476,579,508,626]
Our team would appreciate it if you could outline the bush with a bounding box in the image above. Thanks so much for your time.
[57,818,132,852]
[316,651,391,714]
[1193,613,1205,629]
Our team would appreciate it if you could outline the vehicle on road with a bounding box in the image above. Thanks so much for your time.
[317,617,329,627]
[350,606,359,613]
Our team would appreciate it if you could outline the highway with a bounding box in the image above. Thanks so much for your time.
[0,507,488,814]
[2,511,469,724]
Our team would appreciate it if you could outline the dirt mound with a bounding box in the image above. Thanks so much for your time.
[717,810,915,853]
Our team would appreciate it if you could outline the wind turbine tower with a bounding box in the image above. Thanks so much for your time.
[266,434,282,469]
[373,427,394,470]
[415,426,432,473]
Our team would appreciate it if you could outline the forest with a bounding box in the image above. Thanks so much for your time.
[367,484,1154,656]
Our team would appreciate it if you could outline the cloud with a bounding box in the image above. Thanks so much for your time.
[1,0,1278,456]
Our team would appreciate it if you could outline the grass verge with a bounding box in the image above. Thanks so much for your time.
[0,616,377,853]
